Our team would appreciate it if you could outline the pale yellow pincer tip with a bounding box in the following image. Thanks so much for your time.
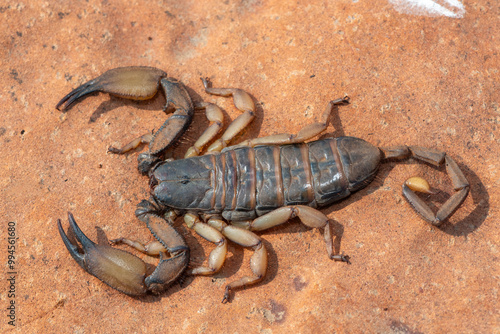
[404,176,434,194]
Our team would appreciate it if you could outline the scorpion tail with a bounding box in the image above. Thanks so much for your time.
[380,146,469,226]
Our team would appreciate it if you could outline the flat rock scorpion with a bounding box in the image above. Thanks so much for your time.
[56,66,469,302]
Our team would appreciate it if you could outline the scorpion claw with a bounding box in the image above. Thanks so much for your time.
[56,67,168,111]
[56,80,99,111]
[58,211,190,296]
[57,215,86,268]
[58,212,149,295]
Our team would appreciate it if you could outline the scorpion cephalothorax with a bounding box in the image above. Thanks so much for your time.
[57,66,469,302]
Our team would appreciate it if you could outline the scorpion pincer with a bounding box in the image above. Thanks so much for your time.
[56,66,470,302]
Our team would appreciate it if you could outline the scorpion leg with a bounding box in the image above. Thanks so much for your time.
[183,213,228,275]
[106,133,154,155]
[185,215,267,303]
[57,210,189,296]
[234,96,350,148]
[184,102,224,158]
[184,213,266,303]
[214,221,267,304]
[200,78,256,153]
[232,205,350,263]
[380,146,469,226]
[111,237,165,256]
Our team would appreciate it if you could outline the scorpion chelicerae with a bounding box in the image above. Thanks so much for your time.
[56,66,469,303]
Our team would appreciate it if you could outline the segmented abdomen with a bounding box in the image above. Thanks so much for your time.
[218,138,354,221]
[153,137,380,220]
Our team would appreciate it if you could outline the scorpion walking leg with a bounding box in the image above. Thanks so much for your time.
[232,205,350,263]
[202,217,267,303]
[106,133,154,155]
[200,78,256,153]
[380,146,469,226]
[234,96,350,147]
[184,102,224,158]
[183,213,228,275]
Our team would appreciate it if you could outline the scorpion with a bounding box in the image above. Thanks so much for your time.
[56,66,469,303]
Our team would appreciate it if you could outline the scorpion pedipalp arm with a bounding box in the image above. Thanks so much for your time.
[128,213,190,294]
[56,67,196,174]
[145,77,194,156]
[105,76,195,174]
[380,146,470,226]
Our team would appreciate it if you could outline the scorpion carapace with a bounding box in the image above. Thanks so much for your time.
[56,66,469,302]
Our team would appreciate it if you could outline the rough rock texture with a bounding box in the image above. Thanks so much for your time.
[1,0,498,333]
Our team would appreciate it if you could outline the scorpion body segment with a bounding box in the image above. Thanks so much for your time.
[56,66,469,302]
[151,137,381,220]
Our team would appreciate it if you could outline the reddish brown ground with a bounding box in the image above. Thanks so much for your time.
[1,1,498,333]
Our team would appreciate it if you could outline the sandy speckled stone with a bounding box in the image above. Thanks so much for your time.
[1,0,497,332]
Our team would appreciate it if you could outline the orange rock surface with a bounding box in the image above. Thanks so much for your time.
[1,1,498,332]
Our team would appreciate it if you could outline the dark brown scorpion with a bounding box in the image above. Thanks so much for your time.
[56,66,469,303]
